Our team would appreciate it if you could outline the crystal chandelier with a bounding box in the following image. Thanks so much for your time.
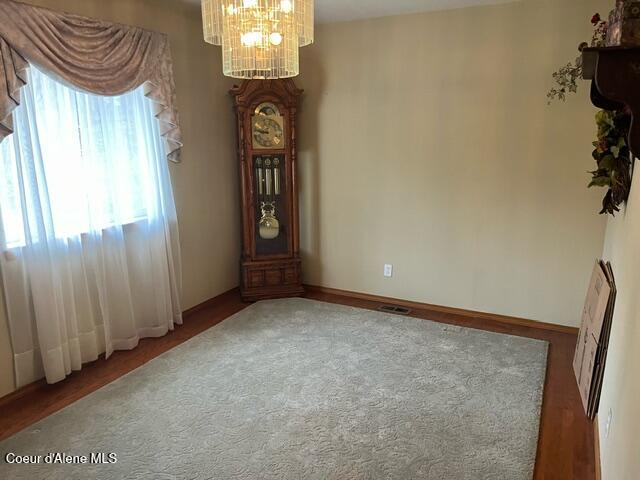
[201,0,314,79]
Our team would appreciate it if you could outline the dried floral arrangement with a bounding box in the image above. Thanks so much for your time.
[548,12,633,216]
[546,14,607,104]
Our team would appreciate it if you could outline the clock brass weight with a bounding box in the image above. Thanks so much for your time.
[230,80,304,301]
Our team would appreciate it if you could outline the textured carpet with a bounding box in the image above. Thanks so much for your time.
[0,298,548,479]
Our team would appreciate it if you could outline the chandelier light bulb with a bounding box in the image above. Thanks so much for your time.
[281,0,293,13]
[241,31,262,47]
[269,32,283,46]
[201,0,314,79]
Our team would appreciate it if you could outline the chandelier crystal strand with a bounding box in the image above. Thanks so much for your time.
[201,0,314,79]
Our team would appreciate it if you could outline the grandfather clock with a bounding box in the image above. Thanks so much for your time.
[230,80,304,302]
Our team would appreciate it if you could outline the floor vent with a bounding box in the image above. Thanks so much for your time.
[378,305,412,315]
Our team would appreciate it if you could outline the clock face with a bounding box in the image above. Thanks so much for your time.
[253,116,284,149]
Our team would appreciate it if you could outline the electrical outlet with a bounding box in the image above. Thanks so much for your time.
[605,408,613,438]
[384,264,393,278]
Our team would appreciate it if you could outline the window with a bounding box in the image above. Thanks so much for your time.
[0,67,166,248]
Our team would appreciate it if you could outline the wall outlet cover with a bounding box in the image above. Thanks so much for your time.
[384,264,393,277]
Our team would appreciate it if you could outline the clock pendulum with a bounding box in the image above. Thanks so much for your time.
[257,157,280,240]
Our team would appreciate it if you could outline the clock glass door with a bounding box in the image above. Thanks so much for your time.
[254,154,289,256]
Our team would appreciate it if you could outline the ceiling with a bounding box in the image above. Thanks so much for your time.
[186,1,522,23]
[310,0,520,23]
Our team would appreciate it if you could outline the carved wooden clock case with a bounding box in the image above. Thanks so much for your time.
[230,79,304,302]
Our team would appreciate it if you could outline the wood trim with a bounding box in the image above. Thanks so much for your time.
[594,416,602,480]
[0,287,242,409]
[0,374,42,411]
[304,285,579,335]
[181,287,240,318]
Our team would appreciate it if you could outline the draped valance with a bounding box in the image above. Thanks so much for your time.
[0,0,182,162]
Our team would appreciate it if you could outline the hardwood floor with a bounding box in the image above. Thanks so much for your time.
[0,286,595,479]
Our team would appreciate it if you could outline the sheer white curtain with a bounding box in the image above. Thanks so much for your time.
[0,67,182,387]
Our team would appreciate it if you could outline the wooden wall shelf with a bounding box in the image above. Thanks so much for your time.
[582,46,640,158]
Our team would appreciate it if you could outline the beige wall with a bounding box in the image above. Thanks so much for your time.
[296,0,609,326]
[599,164,640,480]
[0,0,241,397]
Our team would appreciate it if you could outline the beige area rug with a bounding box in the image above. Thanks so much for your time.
[0,297,548,479]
